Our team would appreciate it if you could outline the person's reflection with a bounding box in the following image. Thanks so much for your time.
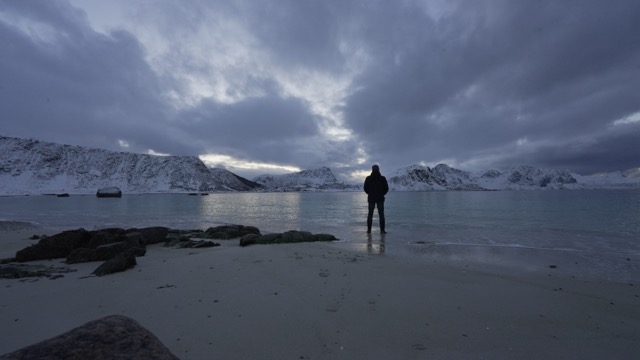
[367,233,386,255]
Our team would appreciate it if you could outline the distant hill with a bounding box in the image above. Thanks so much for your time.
[1,135,638,195]
[0,136,259,195]
[252,167,358,191]
[388,164,640,190]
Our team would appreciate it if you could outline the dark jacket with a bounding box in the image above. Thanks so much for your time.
[364,171,389,202]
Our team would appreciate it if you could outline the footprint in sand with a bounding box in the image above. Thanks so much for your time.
[325,304,339,312]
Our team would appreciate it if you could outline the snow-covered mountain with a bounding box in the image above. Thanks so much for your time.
[252,167,357,191]
[388,164,640,191]
[0,136,256,194]
[388,164,485,191]
[573,171,640,188]
[209,168,264,191]
[1,136,638,195]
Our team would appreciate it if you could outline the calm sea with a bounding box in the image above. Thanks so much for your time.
[1,190,638,281]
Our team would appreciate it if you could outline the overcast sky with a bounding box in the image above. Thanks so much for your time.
[1,0,639,180]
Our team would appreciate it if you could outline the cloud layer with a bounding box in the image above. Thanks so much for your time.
[1,0,639,179]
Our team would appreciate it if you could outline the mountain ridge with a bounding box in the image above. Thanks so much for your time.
[1,136,638,195]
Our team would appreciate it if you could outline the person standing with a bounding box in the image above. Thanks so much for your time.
[363,164,389,234]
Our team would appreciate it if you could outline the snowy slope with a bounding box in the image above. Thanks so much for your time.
[0,136,221,194]
[2,136,638,195]
[388,164,640,191]
[209,168,263,191]
[253,167,357,191]
[473,166,579,190]
[573,171,640,188]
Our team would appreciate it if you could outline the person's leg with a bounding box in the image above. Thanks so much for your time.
[367,202,375,233]
[377,200,385,233]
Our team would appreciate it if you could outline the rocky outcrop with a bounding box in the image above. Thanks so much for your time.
[9,225,337,276]
[253,166,358,191]
[126,226,169,245]
[0,135,223,195]
[92,249,139,276]
[203,224,261,239]
[240,230,337,247]
[13,227,169,276]
[66,234,146,264]
[0,315,179,360]
[96,187,122,198]
[15,229,93,262]
[163,236,220,248]
[0,264,76,280]
[15,227,166,263]
[389,164,585,191]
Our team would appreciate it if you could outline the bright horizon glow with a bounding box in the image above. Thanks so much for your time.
[347,169,370,183]
[199,153,301,173]
[147,149,170,156]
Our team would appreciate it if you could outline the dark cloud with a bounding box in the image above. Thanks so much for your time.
[500,123,640,175]
[0,0,327,165]
[1,0,639,179]
[180,94,321,164]
[0,1,173,153]
[344,0,640,174]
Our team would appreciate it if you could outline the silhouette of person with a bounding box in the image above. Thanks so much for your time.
[363,164,389,234]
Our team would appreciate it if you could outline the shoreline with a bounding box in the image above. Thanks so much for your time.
[1,225,639,359]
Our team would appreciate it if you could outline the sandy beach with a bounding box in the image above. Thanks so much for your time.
[1,225,638,359]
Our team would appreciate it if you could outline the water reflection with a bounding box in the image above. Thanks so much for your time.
[366,233,385,255]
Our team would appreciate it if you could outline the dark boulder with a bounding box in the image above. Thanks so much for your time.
[85,229,128,249]
[0,265,50,279]
[96,187,122,198]
[66,232,146,264]
[240,230,337,247]
[0,315,179,360]
[164,236,219,249]
[178,239,219,248]
[92,248,139,276]
[15,229,92,262]
[0,264,76,280]
[127,226,169,244]
[66,238,146,264]
[204,224,260,239]
[239,233,262,247]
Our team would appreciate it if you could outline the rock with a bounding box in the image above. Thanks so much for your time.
[127,226,169,244]
[96,187,122,198]
[0,315,179,360]
[240,230,337,247]
[281,230,313,243]
[66,232,146,264]
[204,224,260,239]
[0,265,49,279]
[180,240,219,248]
[84,228,128,249]
[92,249,139,276]
[314,233,338,242]
[66,240,146,264]
[14,228,149,265]
[15,229,92,262]
[164,236,219,248]
[239,233,261,247]
[163,236,189,247]
[0,264,76,279]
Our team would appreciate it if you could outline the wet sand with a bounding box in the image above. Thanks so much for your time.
[1,226,639,359]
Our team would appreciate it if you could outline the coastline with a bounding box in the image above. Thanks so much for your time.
[1,225,639,359]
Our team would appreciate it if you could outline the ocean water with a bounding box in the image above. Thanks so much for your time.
[1,190,638,281]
